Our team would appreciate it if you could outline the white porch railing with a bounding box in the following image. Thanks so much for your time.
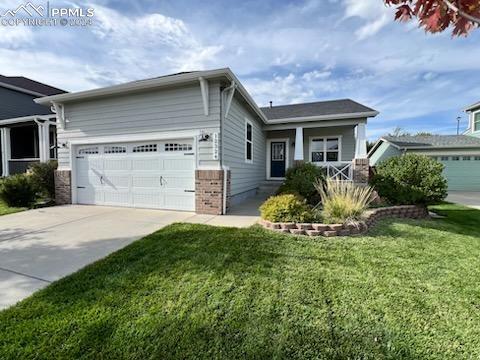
[324,162,353,181]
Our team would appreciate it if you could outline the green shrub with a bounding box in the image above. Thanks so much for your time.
[315,178,375,224]
[0,174,37,208]
[277,162,325,205]
[260,194,313,223]
[370,154,447,205]
[29,160,57,200]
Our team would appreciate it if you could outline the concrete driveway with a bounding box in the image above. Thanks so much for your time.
[0,203,260,310]
[0,205,197,309]
[447,191,480,210]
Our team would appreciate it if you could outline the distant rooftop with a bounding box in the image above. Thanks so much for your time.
[383,135,480,149]
[260,99,377,120]
[0,75,66,96]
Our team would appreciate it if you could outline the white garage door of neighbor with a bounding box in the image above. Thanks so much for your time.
[75,140,196,211]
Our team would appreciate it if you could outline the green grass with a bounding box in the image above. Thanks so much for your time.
[1,204,480,359]
[0,201,25,216]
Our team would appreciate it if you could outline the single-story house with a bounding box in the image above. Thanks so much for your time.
[35,68,378,214]
[0,75,66,176]
[369,135,480,191]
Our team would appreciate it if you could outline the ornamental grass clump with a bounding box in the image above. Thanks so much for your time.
[315,178,375,224]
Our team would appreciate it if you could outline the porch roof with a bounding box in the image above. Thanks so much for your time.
[0,114,57,127]
[260,99,378,123]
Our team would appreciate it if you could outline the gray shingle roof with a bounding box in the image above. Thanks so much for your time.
[0,75,66,96]
[260,99,377,120]
[384,135,480,149]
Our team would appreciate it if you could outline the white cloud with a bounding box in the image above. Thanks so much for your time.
[0,49,99,91]
[244,73,316,106]
[342,0,394,39]
[89,4,221,75]
[302,70,331,81]
[0,26,33,46]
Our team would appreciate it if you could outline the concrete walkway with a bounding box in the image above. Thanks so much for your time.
[0,202,261,310]
[447,191,480,210]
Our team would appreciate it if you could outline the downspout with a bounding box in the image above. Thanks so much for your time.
[220,82,236,215]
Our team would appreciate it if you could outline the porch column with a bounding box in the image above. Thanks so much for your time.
[36,121,50,163]
[294,127,304,161]
[44,123,50,161]
[355,123,367,158]
[1,127,11,176]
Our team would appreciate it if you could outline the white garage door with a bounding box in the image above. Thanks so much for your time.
[75,140,195,211]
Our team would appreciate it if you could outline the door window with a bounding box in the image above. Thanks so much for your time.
[272,143,284,161]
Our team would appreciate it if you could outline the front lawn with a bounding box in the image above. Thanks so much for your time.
[0,201,25,216]
[1,204,480,359]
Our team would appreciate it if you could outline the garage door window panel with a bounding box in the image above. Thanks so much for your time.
[104,146,126,154]
[78,147,99,155]
[164,143,192,152]
[133,144,157,153]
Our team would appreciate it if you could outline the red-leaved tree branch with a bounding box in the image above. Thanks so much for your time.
[385,0,480,36]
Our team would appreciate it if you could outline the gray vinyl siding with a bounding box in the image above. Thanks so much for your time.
[222,95,266,197]
[266,126,357,166]
[57,82,221,169]
[0,87,51,120]
[369,141,402,166]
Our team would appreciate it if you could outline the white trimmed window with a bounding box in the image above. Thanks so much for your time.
[310,137,340,163]
[245,119,253,163]
[474,112,480,132]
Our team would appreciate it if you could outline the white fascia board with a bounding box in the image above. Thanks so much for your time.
[265,111,378,124]
[34,68,230,105]
[464,101,480,112]
[0,82,47,97]
[378,137,403,150]
[367,139,385,157]
[403,145,480,151]
[264,118,366,131]
[0,114,56,125]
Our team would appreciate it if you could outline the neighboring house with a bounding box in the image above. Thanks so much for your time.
[0,75,66,176]
[369,135,480,191]
[465,101,480,138]
[35,68,378,214]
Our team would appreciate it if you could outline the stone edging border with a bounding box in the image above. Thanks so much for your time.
[259,205,429,237]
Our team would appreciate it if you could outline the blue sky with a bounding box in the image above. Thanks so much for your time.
[0,0,479,139]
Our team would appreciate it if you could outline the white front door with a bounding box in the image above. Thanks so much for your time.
[75,140,195,211]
